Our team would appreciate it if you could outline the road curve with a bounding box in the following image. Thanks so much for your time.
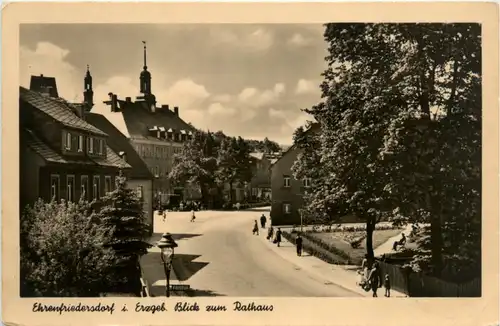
[154,209,360,297]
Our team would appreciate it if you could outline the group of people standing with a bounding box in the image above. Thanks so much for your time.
[359,255,391,297]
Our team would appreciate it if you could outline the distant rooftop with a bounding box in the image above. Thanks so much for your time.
[29,74,59,98]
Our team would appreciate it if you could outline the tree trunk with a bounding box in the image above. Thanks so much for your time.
[366,217,375,259]
[229,182,234,203]
[430,198,443,277]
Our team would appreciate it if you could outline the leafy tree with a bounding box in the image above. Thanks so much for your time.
[169,131,219,208]
[262,137,281,154]
[297,23,481,270]
[20,198,117,297]
[216,137,239,202]
[98,173,152,294]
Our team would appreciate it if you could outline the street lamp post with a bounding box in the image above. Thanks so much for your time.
[157,232,178,297]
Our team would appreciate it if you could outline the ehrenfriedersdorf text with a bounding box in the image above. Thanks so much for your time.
[32,302,116,315]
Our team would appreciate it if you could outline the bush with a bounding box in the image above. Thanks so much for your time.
[21,199,117,297]
[300,232,352,262]
[281,231,348,265]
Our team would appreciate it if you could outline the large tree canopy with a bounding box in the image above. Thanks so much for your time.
[294,23,481,277]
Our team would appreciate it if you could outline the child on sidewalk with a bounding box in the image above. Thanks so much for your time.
[384,274,391,297]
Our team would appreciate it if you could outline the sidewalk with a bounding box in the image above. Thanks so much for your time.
[139,236,187,297]
[373,224,413,257]
[258,228,407,298]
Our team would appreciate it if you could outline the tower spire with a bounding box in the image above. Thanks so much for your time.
[83,64,94,111]
[140,41,152,95]
[143,41,147,69]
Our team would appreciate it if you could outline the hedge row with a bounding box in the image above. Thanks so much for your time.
[281,231,349,265]
[299,232,353,263]
[308,224,401,233]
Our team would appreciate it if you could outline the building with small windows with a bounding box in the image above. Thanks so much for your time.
[19,81,130,210]
[85,112,155,235]
[269,124,319,226]
[98,42,198,207]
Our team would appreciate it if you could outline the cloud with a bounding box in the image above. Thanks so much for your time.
[207,102,236,116]
[20,42,81,102]
[237,82,285,107]
[295,79,320,95]
[20,41,316,145]
[210,27,273,52]
[288,33,311,47]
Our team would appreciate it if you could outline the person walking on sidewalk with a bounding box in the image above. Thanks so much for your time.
[162,210,167,222]
[295,233,303,256]
[368,262,382,297]
[190,209,196,222]
[260,214,267,229]
[384,274,391,297]
[275,228,282,247]
[267,226,274,241]
[252,220,259,235]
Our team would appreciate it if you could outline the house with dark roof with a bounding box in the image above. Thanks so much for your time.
[270,123,320,226]
[85,112,155,234]
[248,152,272,201]
[99,42,198,208]
[20,84,130,209]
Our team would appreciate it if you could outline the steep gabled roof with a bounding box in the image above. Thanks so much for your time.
[22,128,130,169]
[270,122,321,169]
[120,101,195,140]
[20,87,107,136]
[85,113,153,179]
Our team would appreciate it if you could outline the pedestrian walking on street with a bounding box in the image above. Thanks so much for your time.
[295,233,303,256]
[162,210,167,222]
[252,220,259,235]
[260,214,267,229]
[190,209,196,222]
[368,262,382,297]
[275,228,282,247]
[384,274,391,297]
[267,226,274,241]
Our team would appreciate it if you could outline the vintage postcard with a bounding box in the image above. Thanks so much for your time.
[2,2,499,326]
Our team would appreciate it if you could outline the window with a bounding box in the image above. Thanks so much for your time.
[303,177,312,188]
[283,203,292,214]
[177,133,182,142]
[155,166,159,177]
[88,137,94,154]
[65,132,72,150]
[156,146,160,158]
[67,175,75,202]
[105,176,112,194]
[50,174,60,201]
[93,176,100,200]
[81,175,89,200]
[99,139,104,155]
[78,135,84,152]
[136,186,143,199]
[283,175,291,188]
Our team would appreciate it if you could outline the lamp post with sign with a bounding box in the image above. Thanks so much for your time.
[157,232,178,297]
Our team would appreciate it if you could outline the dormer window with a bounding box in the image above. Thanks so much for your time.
[167,128,173,140]
[88,137,94,154]
[177,133,182,142]
[78,135,83,152]
[98,139,104,155]
[65,132,72,150]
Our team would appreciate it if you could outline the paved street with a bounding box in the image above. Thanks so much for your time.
[141,208,361,297]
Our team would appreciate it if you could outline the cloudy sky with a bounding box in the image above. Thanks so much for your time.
[20,24,327,145]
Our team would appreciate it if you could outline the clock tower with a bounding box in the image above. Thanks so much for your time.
[139,41,156,109]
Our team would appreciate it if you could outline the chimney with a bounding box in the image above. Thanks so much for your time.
[125,97,132,103]
[112,94,118,112]
[174,106,179,116]
[162,105,169,111]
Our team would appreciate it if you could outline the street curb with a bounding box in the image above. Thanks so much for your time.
[256,229,406,298]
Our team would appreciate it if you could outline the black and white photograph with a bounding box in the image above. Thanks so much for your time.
[16,21,485,300]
